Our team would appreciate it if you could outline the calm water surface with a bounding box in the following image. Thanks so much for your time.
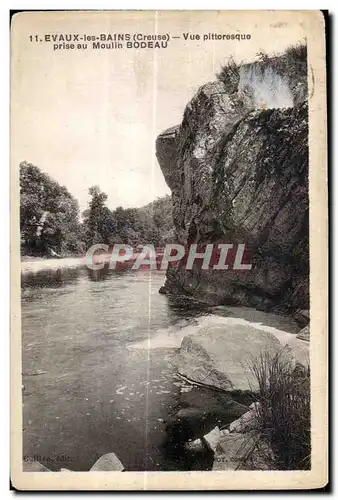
[21,264,212,471]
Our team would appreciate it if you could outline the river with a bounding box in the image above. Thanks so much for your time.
[21,259,301,472]
[21,262,215,471]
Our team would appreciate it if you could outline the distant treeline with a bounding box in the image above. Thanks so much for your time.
[20,161,174,257]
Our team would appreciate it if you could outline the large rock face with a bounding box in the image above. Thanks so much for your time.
[156,58,309,312]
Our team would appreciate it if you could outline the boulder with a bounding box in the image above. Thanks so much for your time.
[294,309,310,327]
[296,325,310,342]
[212,433,273,471]
[184,438,205,453]
[229,403,260,433]
[220,429,230,437]
[284,333,310,366]
[165,385,249,443]
[165,407,222,443]
[90,453,124,472]
[203,426,221,452]
[212,434,254,471]
[175,324,282,391]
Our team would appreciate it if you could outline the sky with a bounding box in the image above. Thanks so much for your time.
[11,11,306,213]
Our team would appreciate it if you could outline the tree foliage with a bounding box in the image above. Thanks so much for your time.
[20,161,83,256]
[83,187,174,248]
[20,162,174,257]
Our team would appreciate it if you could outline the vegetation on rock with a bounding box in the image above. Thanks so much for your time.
[217,42,308,106]
[247,349,311,470]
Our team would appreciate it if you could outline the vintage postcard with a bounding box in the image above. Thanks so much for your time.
[10,10,328,490]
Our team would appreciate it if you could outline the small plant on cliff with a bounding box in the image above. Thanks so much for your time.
[248,349,311,470]
[256,50,270,63]
[284,42,307,65]
[276,42,308,80]
[217,56,241,94]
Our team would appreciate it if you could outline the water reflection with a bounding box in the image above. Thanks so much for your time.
[21,262,232,471]
[21,263,201,470]
[85,264,134,282]
[21,266,82,289]
[166,294,212,322]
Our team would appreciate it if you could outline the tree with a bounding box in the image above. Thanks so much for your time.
[20,162,174,256]
[82,186,116,247]
[20,161,82,255]
[81,193,174,249]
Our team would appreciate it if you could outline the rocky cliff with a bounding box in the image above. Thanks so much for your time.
[156,47,309,312]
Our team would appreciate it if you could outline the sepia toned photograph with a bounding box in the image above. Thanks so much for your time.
[10,10,328,490]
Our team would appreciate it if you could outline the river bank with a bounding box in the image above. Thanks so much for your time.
[21,256,84,273]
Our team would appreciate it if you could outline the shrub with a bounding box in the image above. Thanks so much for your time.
[284,42,307,66]
[216,56,241,94]
[216,43,307,102]
[248,348,311,470]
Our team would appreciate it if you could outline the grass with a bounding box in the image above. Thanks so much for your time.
[216,56,241,94]
[257,42,307,71]
[247,348,311,470]
[284,42,307,66]
[216,42,307,99]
